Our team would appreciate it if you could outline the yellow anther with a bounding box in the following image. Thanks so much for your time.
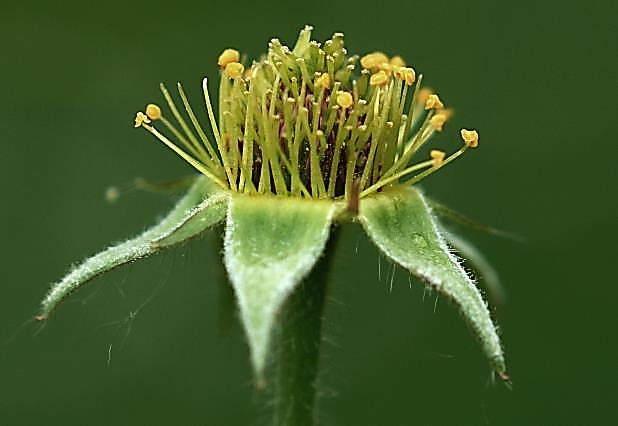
[390,55,406,68]
[145,104,162,120]
[336,91,354,109]
[395,67,416,85]
[218,48,240,68]
[417,87,433,105]
[430,113,448,131]
[440,107,455,120]
[430,149,446,167]
[369,70,389,86]
[134,112,151,128]
[461,129,479,147]
[360,52,389,70]
[379,62,394,75]
[224,62,245,79]
[425,94,444,110]
[315,72,331,88]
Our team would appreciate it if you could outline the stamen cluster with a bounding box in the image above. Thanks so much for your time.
[134,26,479,199]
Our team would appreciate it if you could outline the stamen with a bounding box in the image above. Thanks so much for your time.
[370,70,389,87]
[264,76,288,195]
[399,73,423,149]
[403,145,468,187]
[239,81,257,193]
[425,94,444,110]
[360,52,389,70]
[159,83,209,162]
[343,127,362,200]
[336,91,353,109]
[327,107,349,197]
[336,64,355,86]
[360,81,394,190]
[430,113,447,131]
[137,122,226,189]
[134,112,151,128]
[292,25,313,56]
[203,77,236,189]
[361,159,433,197]
[224,62,245,79]
[315,72,330,88]
[326,54,336,83]
[176,83,222,168]
[293,79,307,168]
[379,62,394,75]
[145,104,162,120]
[218,48,240,68]
[417,87,433,105]
[461,129,479,147]
[430,149,445,167]
[398,67,416,86]
[355,69,370,98]
[297,58,314,90]
[157,115,202,161]
[390,55,406,68]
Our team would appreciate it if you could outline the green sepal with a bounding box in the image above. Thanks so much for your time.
[39,176,228,319]
[358,187,506,377]
[223,193,335,379]
[444,232,505,306]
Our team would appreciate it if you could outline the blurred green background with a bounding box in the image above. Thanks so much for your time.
[1,0,615,424]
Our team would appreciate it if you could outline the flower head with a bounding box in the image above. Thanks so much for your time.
[134,25,479,200]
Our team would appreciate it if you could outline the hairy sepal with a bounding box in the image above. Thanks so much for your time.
[444,232,505,306]
[39,176,228,319]
[224,193,335,380]
[358,187,506,377]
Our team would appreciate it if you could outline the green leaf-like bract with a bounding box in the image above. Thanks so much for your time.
[444,232,505,306]
[224,194,335,378]
[39,176,228,319]
[359,187,506,376]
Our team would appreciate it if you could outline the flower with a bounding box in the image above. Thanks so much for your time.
[39,26,507,384]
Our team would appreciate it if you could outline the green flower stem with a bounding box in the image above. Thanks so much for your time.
[274,228,340,426]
